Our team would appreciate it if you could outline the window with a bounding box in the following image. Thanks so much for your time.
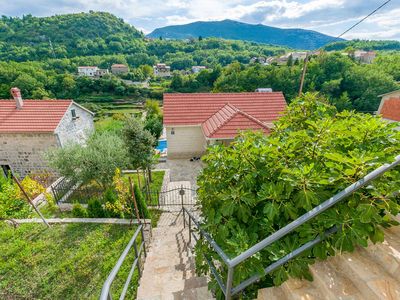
[1,165,11,177]
[71,109,77,120]
[171,128,175,135]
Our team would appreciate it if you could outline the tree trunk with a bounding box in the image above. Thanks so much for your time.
[147,166,152,182]
[136,169,141,189]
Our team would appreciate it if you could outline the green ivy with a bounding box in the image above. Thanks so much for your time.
[196,93,400,298]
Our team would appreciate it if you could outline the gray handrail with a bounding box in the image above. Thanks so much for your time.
[100,224,146,300]
[183,154,400,299]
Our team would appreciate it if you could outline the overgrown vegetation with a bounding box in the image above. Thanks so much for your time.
[196,93,400,298]
[0,223,140,299]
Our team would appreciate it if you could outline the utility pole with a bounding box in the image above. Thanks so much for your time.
[12,174,50,228]
[298,52,309,97]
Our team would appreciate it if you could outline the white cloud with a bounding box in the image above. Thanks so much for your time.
[0,0,399,40]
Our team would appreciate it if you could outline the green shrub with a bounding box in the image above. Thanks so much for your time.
[133,184,151,219]
[196,93,400,298]
[72,203,88,218]
[0,175,30,219]
[87,199,106,218]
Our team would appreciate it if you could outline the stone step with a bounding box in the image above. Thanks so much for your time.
[310,256,375,300]
[137,276,208,299]
[257,223,400,300]
[257,286,289,300]
[281,278,327,300]
[336,248,400,299]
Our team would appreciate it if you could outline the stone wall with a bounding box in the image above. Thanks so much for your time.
[0,133,58,178]
[55,103,94,147]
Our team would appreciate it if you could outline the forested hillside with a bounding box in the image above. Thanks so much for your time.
[325,39,400,51]
[0,12,144,61]
[0,11,398,114]
[148,19,340,50]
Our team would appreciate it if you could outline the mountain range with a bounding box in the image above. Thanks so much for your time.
[148,19,342,50]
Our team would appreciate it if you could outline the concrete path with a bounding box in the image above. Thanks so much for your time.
[9,218,150,225]
[137,212,213,300]
[156,159,203,189]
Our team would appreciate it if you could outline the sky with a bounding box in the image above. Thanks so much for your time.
[0,0,399,40]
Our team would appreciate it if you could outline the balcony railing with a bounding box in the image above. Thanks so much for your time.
[183,154,400,299]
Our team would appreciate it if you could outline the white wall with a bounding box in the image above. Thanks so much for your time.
[55,103,94,147]
[166,126,206,158]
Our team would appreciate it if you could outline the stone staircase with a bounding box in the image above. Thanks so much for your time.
[258,217,400,300]
[137,212,214,300]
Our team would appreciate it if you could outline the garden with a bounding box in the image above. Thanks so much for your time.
[0,100,165,299]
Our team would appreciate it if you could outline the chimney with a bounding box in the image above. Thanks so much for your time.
[11,87,23,109]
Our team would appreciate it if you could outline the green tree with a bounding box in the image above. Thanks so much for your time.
[196,93,400,298]
[133,183,151,219]
[144,116,163,145]
[122,117,155,170]
[47,131,129,190]
[144,99,162,118]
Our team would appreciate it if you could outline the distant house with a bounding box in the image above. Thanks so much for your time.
[276,52,307,65]
[78,66,98,77]
[291,52,308,61]
[111,64,129,74]
[192,66,206,74]
[250,57,267,64]
[153,63,171,77]
[0,88,94,178]
[377,90,400,129]
[353,50,376,64]
[95,68,109,78]
[163,92,287,158]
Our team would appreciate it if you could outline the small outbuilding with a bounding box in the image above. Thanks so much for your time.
[0,88,95,178]
[163,92,287,158]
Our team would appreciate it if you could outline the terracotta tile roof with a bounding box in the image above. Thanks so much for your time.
[380,97,400,122]
[202,103,270,138]
[163,92,287,126]
[0,99,72,133]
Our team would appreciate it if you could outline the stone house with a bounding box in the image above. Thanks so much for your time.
[354,50,376,64]
[111,64,129,74]
[0,88,94,178]
[153,63,171,77]
[163,92,287,158]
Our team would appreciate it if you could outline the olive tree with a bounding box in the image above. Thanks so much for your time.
[47,131,129,190]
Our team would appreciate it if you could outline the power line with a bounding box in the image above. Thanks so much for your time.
[298,0,393,96]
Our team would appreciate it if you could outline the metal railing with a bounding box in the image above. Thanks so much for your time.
[100,224,147,300]
[183,155,400,299]
[145,186,197,208]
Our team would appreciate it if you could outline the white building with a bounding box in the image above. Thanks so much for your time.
[192,66,206,73]
[0,88,95,178]
[78,66,98,77]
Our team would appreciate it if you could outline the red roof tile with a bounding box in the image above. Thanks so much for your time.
[0,99,72,133]
[163,92,287,126]
[380,97,400,122]
[202,103,270,138]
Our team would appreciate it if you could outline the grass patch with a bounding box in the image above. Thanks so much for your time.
[124,170,165,206]
[0,223,141,299]
[95,117,124,132]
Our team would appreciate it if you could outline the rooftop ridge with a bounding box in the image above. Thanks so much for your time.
[202,103,240,136]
